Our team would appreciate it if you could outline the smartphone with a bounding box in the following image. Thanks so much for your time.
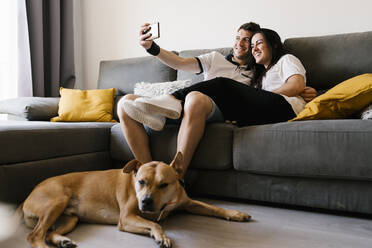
[144,22,160,40]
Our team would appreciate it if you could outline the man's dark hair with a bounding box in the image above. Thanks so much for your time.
[233,22,261,68]
[238,22,261,32]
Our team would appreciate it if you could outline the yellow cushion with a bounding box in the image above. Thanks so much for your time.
[51,87,117,122]
[291,74,372,121]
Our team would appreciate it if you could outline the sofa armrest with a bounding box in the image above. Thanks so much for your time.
[0,97,59,121]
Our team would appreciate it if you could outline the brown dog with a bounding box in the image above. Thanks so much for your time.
[18,152,251,248]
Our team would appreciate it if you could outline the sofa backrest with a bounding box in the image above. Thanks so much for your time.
[284,31,372,90]
[97,31,372,94]
[97,56,177,95]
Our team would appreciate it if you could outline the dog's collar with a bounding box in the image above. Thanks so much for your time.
[157,180,185,222]
[158,197,180,222]
[160,180,184,210]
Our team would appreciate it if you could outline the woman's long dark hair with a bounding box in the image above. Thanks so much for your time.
[250,28,287,88]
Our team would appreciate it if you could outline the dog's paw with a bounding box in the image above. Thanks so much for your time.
[155,234,172,248]
[58,239,77,248]
[151,224,172,248]
[225,210,251,222]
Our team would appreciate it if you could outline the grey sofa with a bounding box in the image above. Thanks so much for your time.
[1,31,372,215]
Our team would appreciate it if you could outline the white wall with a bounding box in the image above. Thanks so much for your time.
[74,0,372,90]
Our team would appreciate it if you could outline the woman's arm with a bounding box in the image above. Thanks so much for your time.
[272,74,305,97]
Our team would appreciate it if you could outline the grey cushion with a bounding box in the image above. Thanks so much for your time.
[233,120,372,180]
[0,97,59,121]
[284,31,372,90]
[110,123,135,163]
[177,47,232,84]
[97,56,177,95]
[113,95,124,122]
[0,121,114,165]
[110,123,235,170]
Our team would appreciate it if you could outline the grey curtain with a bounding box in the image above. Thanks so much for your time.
[26,0,75,97]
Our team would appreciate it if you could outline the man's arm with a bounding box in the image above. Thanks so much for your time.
[157,49,201,73]
[139,23,200,73]
[272,74,306,97]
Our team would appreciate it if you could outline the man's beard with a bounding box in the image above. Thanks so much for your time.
[234,51,251,63]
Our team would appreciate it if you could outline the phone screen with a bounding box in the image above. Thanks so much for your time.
[145,22,160,40]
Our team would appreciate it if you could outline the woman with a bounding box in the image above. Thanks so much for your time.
[249,28,306,117]
[124,28,306,128]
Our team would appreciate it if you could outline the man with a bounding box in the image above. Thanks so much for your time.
[117,22,317,178]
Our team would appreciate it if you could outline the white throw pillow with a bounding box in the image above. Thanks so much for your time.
[361,104,372,120]
[134,80,192,97]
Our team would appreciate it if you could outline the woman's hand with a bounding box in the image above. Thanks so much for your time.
[300,86,317,102]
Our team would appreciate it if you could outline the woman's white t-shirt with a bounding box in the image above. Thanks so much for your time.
[261,54,306,115]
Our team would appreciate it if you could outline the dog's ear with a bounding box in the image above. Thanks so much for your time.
[170,151,184,177]
[122,159,142,174]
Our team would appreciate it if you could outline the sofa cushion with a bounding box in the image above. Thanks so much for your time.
[51,88,117,122]
[233,120,372,180]
[110,123,234,170]
[113,95,124,122]
[177,48,232,84]
[0,121,114,165]
[97,56,177,95]
[284,31,372,91]
[292,74,372,121]
[110,123,135,163]
[0,97,59,121]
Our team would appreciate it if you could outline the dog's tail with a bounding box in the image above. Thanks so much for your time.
[0,202,23,242]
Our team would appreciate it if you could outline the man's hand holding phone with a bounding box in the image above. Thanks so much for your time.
[139,23,160,50]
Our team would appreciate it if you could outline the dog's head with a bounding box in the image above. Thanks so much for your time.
[122,152,184,213]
